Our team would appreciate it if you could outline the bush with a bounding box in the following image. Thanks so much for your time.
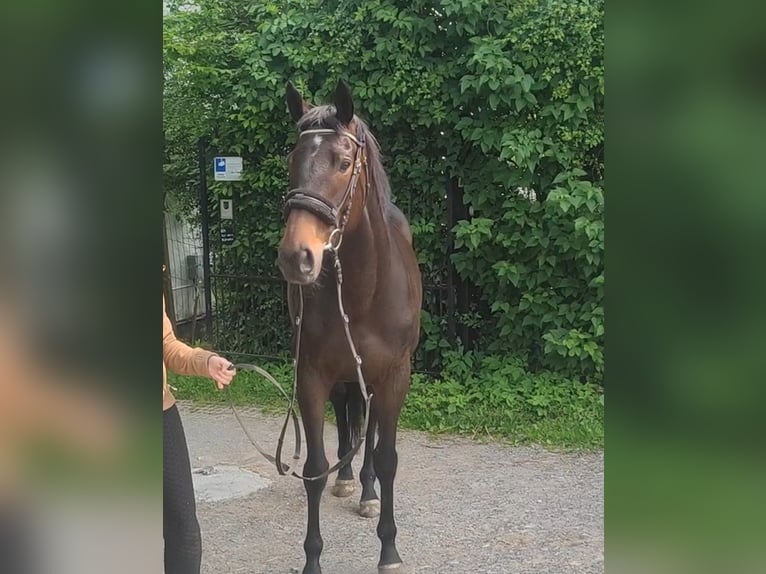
[402,351,603,448]
[170,352,604,449]
[164,0,604,382]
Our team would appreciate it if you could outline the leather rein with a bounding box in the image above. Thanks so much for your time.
[225,124,373,482]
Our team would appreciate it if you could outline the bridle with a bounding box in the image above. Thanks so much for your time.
[283,125,369,248]
[224,122,373,482]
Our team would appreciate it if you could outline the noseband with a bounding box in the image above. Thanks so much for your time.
[283,126,368,242]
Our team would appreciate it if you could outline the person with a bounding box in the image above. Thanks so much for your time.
[0,296,124,574]
[163,294,235,574]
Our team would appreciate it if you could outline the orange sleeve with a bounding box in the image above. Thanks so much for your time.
[163,296,216,377]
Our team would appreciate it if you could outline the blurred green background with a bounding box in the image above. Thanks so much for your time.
[608,1,766,572]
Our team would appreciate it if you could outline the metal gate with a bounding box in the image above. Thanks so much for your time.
[196,138,474,373]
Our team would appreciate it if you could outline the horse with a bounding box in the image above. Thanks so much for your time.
[277,80,422,574]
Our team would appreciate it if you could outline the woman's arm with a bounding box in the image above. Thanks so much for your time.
[162,297,215,378]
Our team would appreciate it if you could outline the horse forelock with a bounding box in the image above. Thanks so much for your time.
[296,105,343,131]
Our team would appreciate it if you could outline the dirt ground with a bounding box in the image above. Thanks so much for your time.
[179,402,603,574]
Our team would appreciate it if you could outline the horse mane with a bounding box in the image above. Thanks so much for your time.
[296,105,393,216]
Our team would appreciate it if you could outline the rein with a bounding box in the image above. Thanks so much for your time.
[224,363,301,474]
[225,124,373,482]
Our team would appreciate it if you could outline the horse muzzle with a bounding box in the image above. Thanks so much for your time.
[278,242,324,285]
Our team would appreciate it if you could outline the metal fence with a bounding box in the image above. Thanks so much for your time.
[164,138,476,373]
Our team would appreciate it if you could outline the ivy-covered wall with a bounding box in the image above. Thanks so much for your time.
[163,0,604,382]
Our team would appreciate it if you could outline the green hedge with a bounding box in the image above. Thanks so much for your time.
[169,354,604,449]
[163,0,604,383]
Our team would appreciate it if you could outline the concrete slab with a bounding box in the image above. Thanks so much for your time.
[192,464,271,503]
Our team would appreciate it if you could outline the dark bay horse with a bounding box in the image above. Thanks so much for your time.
[277,80,422,574]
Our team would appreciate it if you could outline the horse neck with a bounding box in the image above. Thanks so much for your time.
[336,185,390,304]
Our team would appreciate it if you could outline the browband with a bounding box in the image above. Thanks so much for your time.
[299,128,364,147]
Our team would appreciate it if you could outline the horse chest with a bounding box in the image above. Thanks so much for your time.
[300,302,408,374]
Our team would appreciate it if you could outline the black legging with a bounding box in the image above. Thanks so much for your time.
[0,502,38,574]
[164,404,201,574]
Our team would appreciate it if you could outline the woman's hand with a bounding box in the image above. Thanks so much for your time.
[207,356,236,389]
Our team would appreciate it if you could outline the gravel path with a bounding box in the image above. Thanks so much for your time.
[179,402,603,574]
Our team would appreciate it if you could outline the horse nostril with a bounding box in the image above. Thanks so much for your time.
[299,247,314,275]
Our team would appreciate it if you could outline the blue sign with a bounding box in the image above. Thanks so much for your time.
[213,156,243,181]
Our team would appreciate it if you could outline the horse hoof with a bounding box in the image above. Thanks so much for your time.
[359,499,381,518]
[331,479,355,498]
[378,562,403,571]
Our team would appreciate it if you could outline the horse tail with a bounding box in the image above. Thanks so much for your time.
[346,381,364,447]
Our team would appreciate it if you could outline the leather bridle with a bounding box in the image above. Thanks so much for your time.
[283,125,369,247]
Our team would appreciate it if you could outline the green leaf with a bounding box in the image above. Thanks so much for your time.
[521,74,533,92]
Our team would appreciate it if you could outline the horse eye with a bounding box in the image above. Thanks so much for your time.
[339,160,351,172]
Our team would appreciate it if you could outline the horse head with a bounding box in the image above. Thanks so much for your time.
[278,80,369,285]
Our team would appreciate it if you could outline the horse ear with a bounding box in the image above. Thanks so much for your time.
[286,81,311,123]
[333,80,354,125]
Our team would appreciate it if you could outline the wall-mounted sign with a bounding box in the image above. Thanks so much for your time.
[213,156,243,181]
[220,199,233,220]
[220,221,235,245]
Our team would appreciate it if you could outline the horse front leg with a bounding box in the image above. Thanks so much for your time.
[298,378,331,574]
[373,373,408,571]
